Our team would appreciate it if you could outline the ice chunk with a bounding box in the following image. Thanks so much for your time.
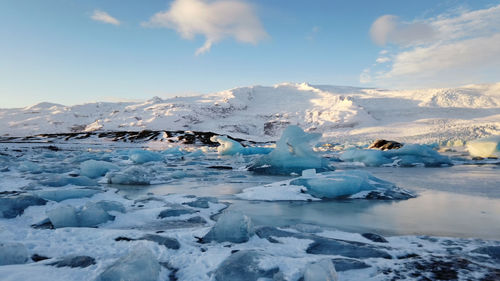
[467,136,500,158]
[46,205,79,228]
[341,144,451,167]
[248,125,332,175]
[49,255,96,268]
[106,166,150,185]
[46,201,119,228]
[0,193,47,218]
[214,250,279,281]
[77,202,114,227]
[18,161,43,174]
[80,160,119,178]
[0,242,29,265]
[96,245,160,281]
[211,135,272,155]
[33,188,101,202]
[184,197,218,209]
[291,170,397,199]
[386,144,452,167]
[95,200,126,213]
[128,150,163,164]
[304,259,338,281]
[39,175,98,187]
[202,211,254,243]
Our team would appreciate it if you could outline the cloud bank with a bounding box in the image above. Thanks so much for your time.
[91,10,121,26]
[363,4,500,87]
[144,0,268,55]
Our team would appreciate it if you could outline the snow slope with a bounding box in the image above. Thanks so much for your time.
[1,82,499,144]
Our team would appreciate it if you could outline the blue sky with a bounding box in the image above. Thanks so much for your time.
[1,0,499,107]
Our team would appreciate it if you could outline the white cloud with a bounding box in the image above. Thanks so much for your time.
[91,10,121,26]
[143,0,268,55]
[370,15,436,46]
[363,4,500,87]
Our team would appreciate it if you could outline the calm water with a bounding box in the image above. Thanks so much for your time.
[116,164,500,240]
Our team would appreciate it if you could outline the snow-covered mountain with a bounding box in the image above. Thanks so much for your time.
[1,82,499,144]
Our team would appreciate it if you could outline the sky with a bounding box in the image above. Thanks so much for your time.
[1,0,499,108]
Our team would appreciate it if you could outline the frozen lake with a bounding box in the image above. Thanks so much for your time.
[116,164,500,240]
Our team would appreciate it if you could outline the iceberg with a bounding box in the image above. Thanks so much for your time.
[466,136,500,158]
[39,175,98,187]
[80,160,119,178]
[46,205,79,228]
[202,211,254,243]
[248,125,332,175]
[0,243,29,265]
[211,135,272,155]
[96,245,160,281]
[128,150,163,164]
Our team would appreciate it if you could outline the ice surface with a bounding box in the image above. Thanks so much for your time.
[128,150,163,164]
[303,259,338,281]
[211,135,272,155]
[0,243,29,265]
[341,144,451,167]
[248,125,331,175]
[106,166,150,185]
[466,136,500,158]
[0,193,47,218]
[202,211,254,243]
[80,160,119,178]
[96,245,160,281]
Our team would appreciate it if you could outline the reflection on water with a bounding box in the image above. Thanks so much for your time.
[116,165,500,240]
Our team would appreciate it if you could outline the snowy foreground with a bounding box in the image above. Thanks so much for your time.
[1,82,500,144]
[0,125,499,281]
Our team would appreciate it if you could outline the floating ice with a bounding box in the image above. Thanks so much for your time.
[0,193,47,218]
[96,245,161,281]
[239,169,414,200]
[248,125,331,175]
[303,259,338,281]
[49,255,96,268]
[211,135,272,155]
[0,243,29,265]
[292,170,400,199]
[128,149,163,164]
[341,143,451,167]
[202,211,254,243]
[467,136,500,158]
[80,160,119,178]
[106,166,150,185]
